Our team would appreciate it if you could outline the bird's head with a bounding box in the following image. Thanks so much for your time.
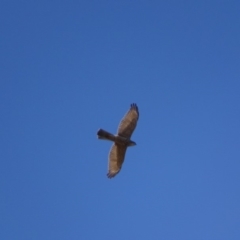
[128,140,136,147]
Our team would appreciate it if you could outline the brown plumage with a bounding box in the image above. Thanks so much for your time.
[97,103,139,178]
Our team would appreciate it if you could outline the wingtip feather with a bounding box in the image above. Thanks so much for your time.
[107,171,119,179]
[130,103,139,117]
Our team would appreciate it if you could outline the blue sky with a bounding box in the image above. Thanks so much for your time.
[1,1,240,239]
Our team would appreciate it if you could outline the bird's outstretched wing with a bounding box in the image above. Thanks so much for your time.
[117,103,139,138]
[107,143,127,178]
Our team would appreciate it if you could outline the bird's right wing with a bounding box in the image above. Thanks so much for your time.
[117,103,139,138]
[107,143,127,178]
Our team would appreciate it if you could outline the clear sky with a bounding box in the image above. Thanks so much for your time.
[1,1,240,239]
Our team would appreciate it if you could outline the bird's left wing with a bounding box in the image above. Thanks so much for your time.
[107,143,127,178]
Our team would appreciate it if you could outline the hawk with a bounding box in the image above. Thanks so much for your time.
[97,103,139,178]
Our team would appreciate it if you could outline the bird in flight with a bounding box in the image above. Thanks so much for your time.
[97,103,139,178]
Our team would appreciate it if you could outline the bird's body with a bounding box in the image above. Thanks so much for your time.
[97,129,136,146]
[97,103,139,178]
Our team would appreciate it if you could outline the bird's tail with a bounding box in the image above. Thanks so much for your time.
[97,129,116,142]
